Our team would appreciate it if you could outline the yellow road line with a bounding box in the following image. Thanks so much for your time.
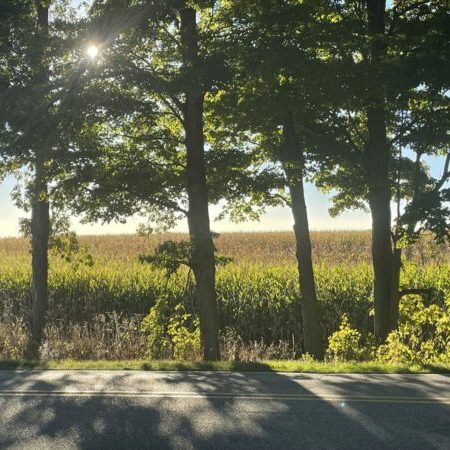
[0,390,449,404]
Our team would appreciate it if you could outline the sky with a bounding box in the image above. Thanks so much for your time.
[2,155,446,237]
[0,0,444,237]
[0,175,375,237]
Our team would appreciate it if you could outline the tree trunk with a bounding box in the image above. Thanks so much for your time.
[366,0,392,342]
[180,7,220,361]
[280,112,323,360]
[27,2,50,357]
[390,246,402,330]
[29,161,50,355]
[368,188,393,340]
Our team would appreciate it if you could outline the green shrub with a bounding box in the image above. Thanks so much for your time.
[140,298,173,359]
[326,315,370,361]
[167,305,201,360]
[140,299,201,360]
[377,294,450,364]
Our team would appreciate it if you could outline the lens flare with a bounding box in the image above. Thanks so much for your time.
[87,45,99,59]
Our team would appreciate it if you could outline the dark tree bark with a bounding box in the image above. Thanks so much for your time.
[390,246,402,330]
[280,112,324,360]
[28,2,50,357]
[180,7,220,361]
[29,162,50,355]
[366,0,393,341]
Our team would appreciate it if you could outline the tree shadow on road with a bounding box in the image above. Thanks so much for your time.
[0,367,449,449]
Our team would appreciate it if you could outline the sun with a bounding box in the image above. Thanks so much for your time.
[87,45,99,59]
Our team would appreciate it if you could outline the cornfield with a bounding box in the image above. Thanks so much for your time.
[0,232,449,359]
[1,231,448,265]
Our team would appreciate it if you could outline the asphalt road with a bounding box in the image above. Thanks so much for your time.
[0,370,449,450]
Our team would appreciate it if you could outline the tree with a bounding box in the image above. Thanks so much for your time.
[0,0,53,354]
[365,0,393,341]
[207,0,345,358]
[178,6,220,360]
[56,0,258,360]
[0,0,85,354]
[313,0,450,339]
[389,100,449,328]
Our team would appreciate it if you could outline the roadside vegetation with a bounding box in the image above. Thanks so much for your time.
[1,359,449,374]
[1,232,449,369]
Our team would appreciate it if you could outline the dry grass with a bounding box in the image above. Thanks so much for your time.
[0,319,28,359]
[0,231,448,265]
[40,313,147,360]
[0,314,299,361]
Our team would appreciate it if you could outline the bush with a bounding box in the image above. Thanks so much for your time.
[326,315,373,362]
[140,299,201,360]
[326,293,450,365]
[377,294,450,364]
[139,298,173,359]
[167,305,201,360]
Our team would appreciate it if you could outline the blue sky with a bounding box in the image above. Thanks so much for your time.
[0,0,445,237]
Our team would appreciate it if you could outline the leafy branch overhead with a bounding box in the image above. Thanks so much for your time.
[139,235,232,279]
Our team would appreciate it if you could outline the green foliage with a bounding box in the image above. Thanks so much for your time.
[325,290,450,365]
[139,241,193,278]
[140,299,201,360]
[17,211,94,267]
[140,298,173,359]
[377,294,450,365]
[47,213,94,267]
[167,305,201,360]
[0,0,86,214]
[49,231,94,268]
[139,237,232,278]
[326,315,374,362]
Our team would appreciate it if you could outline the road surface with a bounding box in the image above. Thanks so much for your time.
[0,370,449,449]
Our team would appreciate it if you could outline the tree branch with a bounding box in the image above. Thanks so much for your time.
[159,95,185,126]
[344,108,367,146]
[388,0,431,35]
[435,152,450,191]
[268,192,291,207]
[398,288,434,303]
[389,120,415,146]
